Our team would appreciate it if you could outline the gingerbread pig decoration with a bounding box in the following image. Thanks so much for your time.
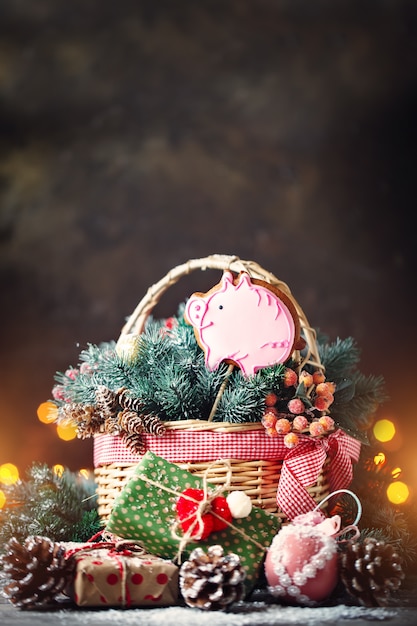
[184,271,305,377]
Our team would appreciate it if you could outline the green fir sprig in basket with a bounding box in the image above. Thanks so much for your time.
[48,304,386,452]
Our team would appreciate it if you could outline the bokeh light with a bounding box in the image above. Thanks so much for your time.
[79,468,90,479]
[0,490,6,509]
[56,423,77,441]
[53,464,65,477]
[391,467,402,479]
[386,480,410,505]
[37,401,58,424]
[373,419,396,442]
[373,452,386,466]
[0,463,19,485]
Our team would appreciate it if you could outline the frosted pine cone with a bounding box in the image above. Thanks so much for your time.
[58,403,101,437]
[340,537,405,607]
[95,385,119,419]
[121,431,146,454]
[179,545,246,610]
[140,413,166,436]
[118,408,144,434]
[117,387,145,413]
[1,536,75,609]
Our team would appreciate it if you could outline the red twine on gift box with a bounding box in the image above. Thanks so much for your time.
[64,533,149,607]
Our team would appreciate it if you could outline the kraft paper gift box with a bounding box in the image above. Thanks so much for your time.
[71,545,179,607]
[105,451,280,592]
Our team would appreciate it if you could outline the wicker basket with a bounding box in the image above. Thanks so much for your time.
[94,254,332,522]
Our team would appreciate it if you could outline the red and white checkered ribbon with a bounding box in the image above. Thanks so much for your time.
[94,428,361,520]
[277,429,361,520]
[93,430,289,464]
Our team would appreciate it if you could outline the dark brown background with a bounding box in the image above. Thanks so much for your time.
[0,1,416,495]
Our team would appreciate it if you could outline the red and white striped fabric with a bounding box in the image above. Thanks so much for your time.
[94,428,361,521]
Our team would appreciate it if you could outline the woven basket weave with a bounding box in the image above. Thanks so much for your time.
[94,254,331,522]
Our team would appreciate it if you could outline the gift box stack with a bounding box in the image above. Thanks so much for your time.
[3,255,399,612]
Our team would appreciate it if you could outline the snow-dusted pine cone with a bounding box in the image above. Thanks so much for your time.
[1,536,75,609]
[121,431,146,454]
[117,387,144,413]
[140,413,166,436]
[118,408,144,434]
[340,537,405,607]
[179,545,246,610]
[58,402,101,437]
[95,385,119,419]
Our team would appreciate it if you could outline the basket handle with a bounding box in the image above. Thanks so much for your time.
[118,253,322,371]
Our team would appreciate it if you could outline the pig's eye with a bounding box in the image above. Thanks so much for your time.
[218,305,224,310]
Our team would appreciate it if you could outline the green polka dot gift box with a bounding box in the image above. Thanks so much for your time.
[105,451,280,593]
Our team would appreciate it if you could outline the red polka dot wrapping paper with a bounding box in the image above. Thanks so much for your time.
[71,548,179,607]
[105,451,280,594]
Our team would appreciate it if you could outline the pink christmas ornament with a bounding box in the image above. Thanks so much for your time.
[264,513,340,605]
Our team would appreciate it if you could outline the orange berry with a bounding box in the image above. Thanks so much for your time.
[293,415,309,431]
[287,398,305,414]
[262,412,278,429]
[283,368,298,388]
[309,421,325,437]
[265,392,278,407]
[265,427,279,437]
[316,381,336,396]
[275,418,291,434]
[312,370,326,385]
[319,415,335,431]
[299,370,314,388]
[314,393,334,411]
[284,432,299,448]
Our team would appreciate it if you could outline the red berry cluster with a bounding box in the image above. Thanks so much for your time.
[175,488,232,540]
[261,368,336,448]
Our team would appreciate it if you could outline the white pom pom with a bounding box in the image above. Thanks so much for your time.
[226,491,252,518]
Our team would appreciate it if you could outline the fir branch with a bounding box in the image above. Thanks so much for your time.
[215,383,264,423]
[152,367,203,421]
[332,372,387,438]
[0,464,100,554]
[319,335,361,378]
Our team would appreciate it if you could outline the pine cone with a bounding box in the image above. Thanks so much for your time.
[95,385,119,419]
[340,537,405,607]
[117,387,144,413]
[1,536,75,609]
[58,403,101,437]
[121,431,146,455]
[118,408,144,434]
[179,545,246,610]
[140,413,166,436]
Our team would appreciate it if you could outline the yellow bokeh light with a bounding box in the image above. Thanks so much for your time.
[37,401,58,424]
[391,467,402,479]
[386,480,409,505]
[0,490,6,509]
[53,464,65,477]
[373,419,396,443]
[0,463,19,485]
[79,469,89,479]
[373,452,386,466]
[56,423,77,441]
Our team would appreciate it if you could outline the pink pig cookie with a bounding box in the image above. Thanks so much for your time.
[185,271,304,377]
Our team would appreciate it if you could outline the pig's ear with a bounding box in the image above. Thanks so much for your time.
[221,271,235,289]
[236,272,252,290]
